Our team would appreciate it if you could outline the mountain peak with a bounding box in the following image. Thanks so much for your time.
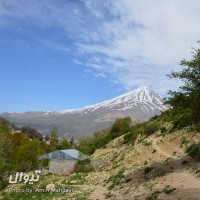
[113,86,156,103]
[121,86,152,97]
[137,86,149,90]
[0,86,168,138]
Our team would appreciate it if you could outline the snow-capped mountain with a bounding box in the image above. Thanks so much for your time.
[0,86,168,138]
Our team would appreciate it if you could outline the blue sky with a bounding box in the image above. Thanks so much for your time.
[0,0,200,112]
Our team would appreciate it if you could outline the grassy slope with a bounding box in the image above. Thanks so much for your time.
[1,122,200,200]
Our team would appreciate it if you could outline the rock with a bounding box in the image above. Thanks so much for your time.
[46,183,55,191]
[70,180,77,184]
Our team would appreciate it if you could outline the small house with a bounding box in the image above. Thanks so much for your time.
[38,149,90,174]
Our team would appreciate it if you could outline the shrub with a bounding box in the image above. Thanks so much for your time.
[123,131,138,144]
[105,192,113,198]
[66,173,88,185]
[79,145,96,155]
[186,143,200,159]
[162,185,176,194]
[195,168,200,174]
[40,158,49,168]
[160,127,167,134]
[142,140,152,146]
[144,160,148,165]
[11,139,42,171]
[113,138,122,147]
[107,169,124,190]
[125,177,132,182]
[181,137,189,145]
[182,160,189,165]
[152,149,157,153]
[144,121,160,136]
[172,109,194,129]
[0,156,9,190]
[146,191,161,200]
[144,166,154,174]
[73,161,95,173]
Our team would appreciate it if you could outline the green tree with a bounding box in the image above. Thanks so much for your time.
[0,120,12,189]
[50,127,58,151]
[167,43,200,128]
[0,120,9,136]
[0,120,11,159]
[79,136,93,147]
[0,155,7,189]
[110,117,132,139]
[69,136,74,147]
[9,132,29,149]
[58,139,70,149]
[93,128,110,142]
[11,139,42,171]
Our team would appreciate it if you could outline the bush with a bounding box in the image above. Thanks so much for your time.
[142,140,152,146]
[107,169,124,190]
[172,109,194,129]
[40,158,49,168]
[144,121,160,136]
[182,160,189,165]
[144,166,154,174]
[73,161,95,173]
[186,143,200,159]
[152,149,157,153]
[11,139,42,171]
[146,191,161,200]
[123,131,138,144]
[162,185,176,194]
[115,138,123,147]
[0,156,9,190]
[79,145,96,155]
[160,127,167,134]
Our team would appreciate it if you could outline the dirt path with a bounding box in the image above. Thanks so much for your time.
[148,136,200,200]
[151,136,178,159]
[88,185,107,200]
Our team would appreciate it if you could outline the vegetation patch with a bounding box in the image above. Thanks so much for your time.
[123,131,138,145]
[107,169,124,190]
[142,140,152,146]
[144,160,148,165]
[186,143,200,159]
[181,137,190,146]
[162,185,176,194]
[152,149,157,153]
[182,160,189,165]
[125,177,132,183]
[145,191,161,200]
[143,121,160,136]
[144,166,155,174]
[73,161,95,173]
[105,191,113,199]
[160,127,167,134]
[66,173,88,185]
[195,168,200,174]
[145,185,176,200]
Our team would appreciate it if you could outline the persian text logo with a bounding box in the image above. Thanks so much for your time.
[9,170,41,185]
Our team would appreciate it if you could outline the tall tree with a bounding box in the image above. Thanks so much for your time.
[50,127,58,151]
[167,43,200,128]
[0,120,11,159]
[69,136,74,147]
[58,139,70,149]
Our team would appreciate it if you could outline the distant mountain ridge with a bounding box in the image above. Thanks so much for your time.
[0,86,169,138]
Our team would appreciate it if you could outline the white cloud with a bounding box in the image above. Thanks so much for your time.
[76,0,200,94]
[0,0,200,95]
